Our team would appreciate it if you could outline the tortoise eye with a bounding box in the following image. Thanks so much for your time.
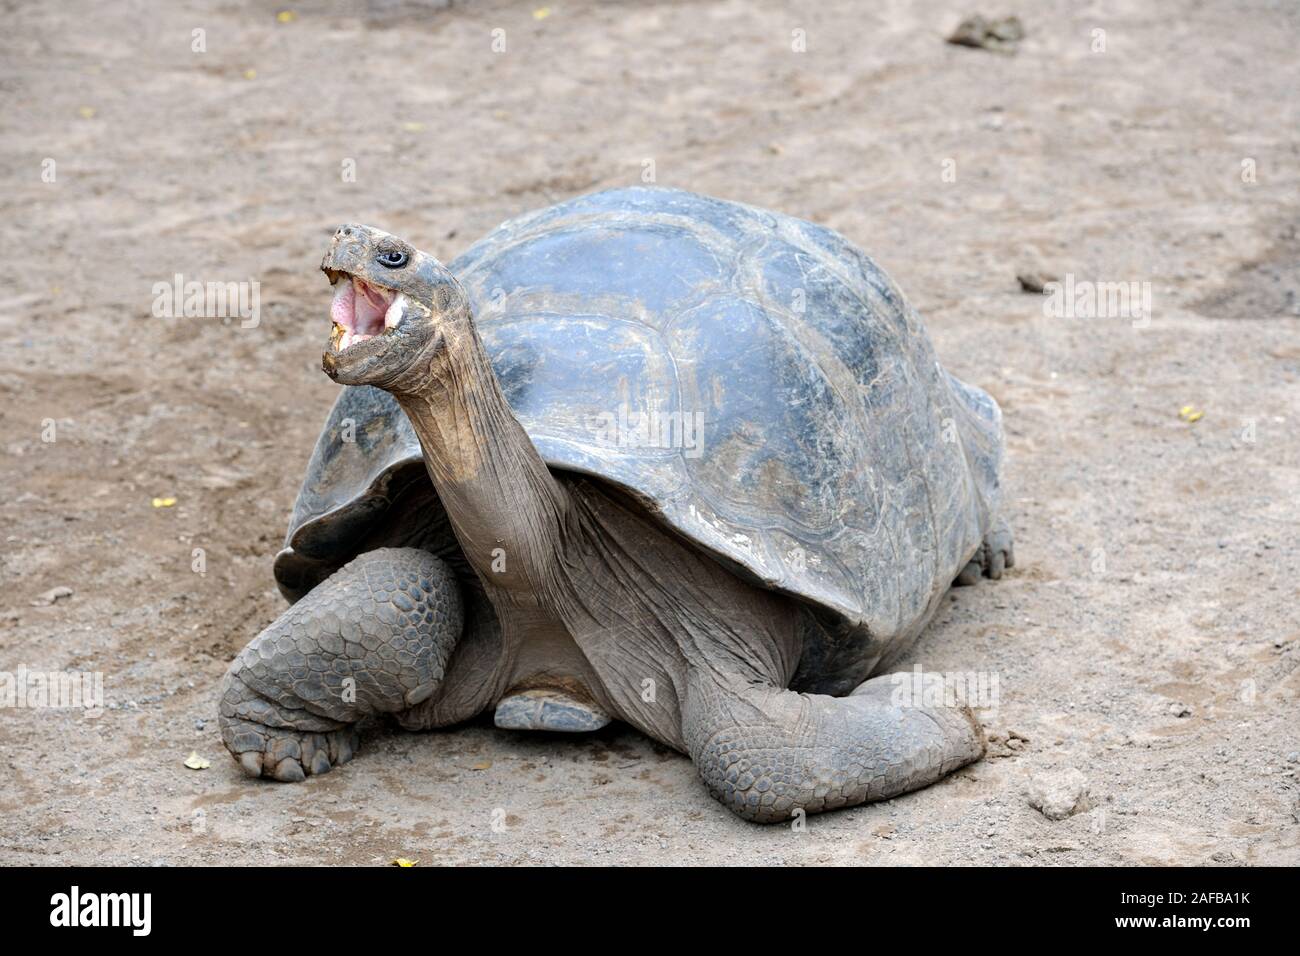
[376,250,408,269]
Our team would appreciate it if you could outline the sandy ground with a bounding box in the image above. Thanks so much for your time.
[2,0,1298,866]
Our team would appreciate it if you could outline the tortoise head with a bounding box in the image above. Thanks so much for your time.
[320,224,471,390]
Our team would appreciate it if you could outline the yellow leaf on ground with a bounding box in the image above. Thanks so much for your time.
[276,10,296,23]
[392,858,418,867]
[243,68,257,80]
[402,122,425,132]
[1186,411,1203,423]
[533,7,551,19]
[152,497,177,508]
[469,760,493,771]
[78,106,96,119]
[184,752,211,770]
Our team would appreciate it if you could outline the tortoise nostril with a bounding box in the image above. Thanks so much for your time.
[342,227,353,236]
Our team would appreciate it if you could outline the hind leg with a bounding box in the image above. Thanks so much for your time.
[684,669,985,824]
[218,547,463,781]
[955,515,1015,586]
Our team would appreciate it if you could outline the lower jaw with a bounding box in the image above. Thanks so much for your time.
[335,327,376,351]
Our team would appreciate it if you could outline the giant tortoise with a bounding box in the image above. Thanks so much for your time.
[218,186,1013,823]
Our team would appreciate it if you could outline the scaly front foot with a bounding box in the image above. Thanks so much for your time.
[220,671,360,780]
[217,547,464,781]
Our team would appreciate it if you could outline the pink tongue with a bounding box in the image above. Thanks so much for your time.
[354,282,390,333]
[331,280,356,328]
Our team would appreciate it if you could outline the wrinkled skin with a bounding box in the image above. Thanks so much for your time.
[219,206,1013,824]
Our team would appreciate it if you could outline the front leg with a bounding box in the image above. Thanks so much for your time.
[683,671,985,823]
[218,547,463,781]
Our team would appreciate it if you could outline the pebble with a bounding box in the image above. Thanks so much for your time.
[31,586,74,607]
[1016,271,1056,294]
[1027,768,1090,821]
[947,14,1025,53]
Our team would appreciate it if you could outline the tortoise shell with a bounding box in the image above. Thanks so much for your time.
[275,187,1003,685]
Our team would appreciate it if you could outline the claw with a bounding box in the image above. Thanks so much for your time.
[988,549,1005,579]
[301,733,328,772]
[270,757,306,782]
[406,682,437,706]
[238,751,264,778]
[953,519,1014,586]
[955,560,982,587]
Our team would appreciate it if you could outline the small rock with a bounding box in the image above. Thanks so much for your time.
[1169,702,1192,718]
[1016,271,1056,293]
[31,586,74,607]
[947,14,1025,53]
[1027,768,1090,821]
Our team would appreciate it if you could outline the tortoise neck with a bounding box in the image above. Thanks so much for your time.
[391,322,569,594]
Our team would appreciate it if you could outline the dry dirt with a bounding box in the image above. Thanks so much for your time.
[2,0,1298,866]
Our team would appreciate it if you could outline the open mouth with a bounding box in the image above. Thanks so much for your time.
[329,273,404,351]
